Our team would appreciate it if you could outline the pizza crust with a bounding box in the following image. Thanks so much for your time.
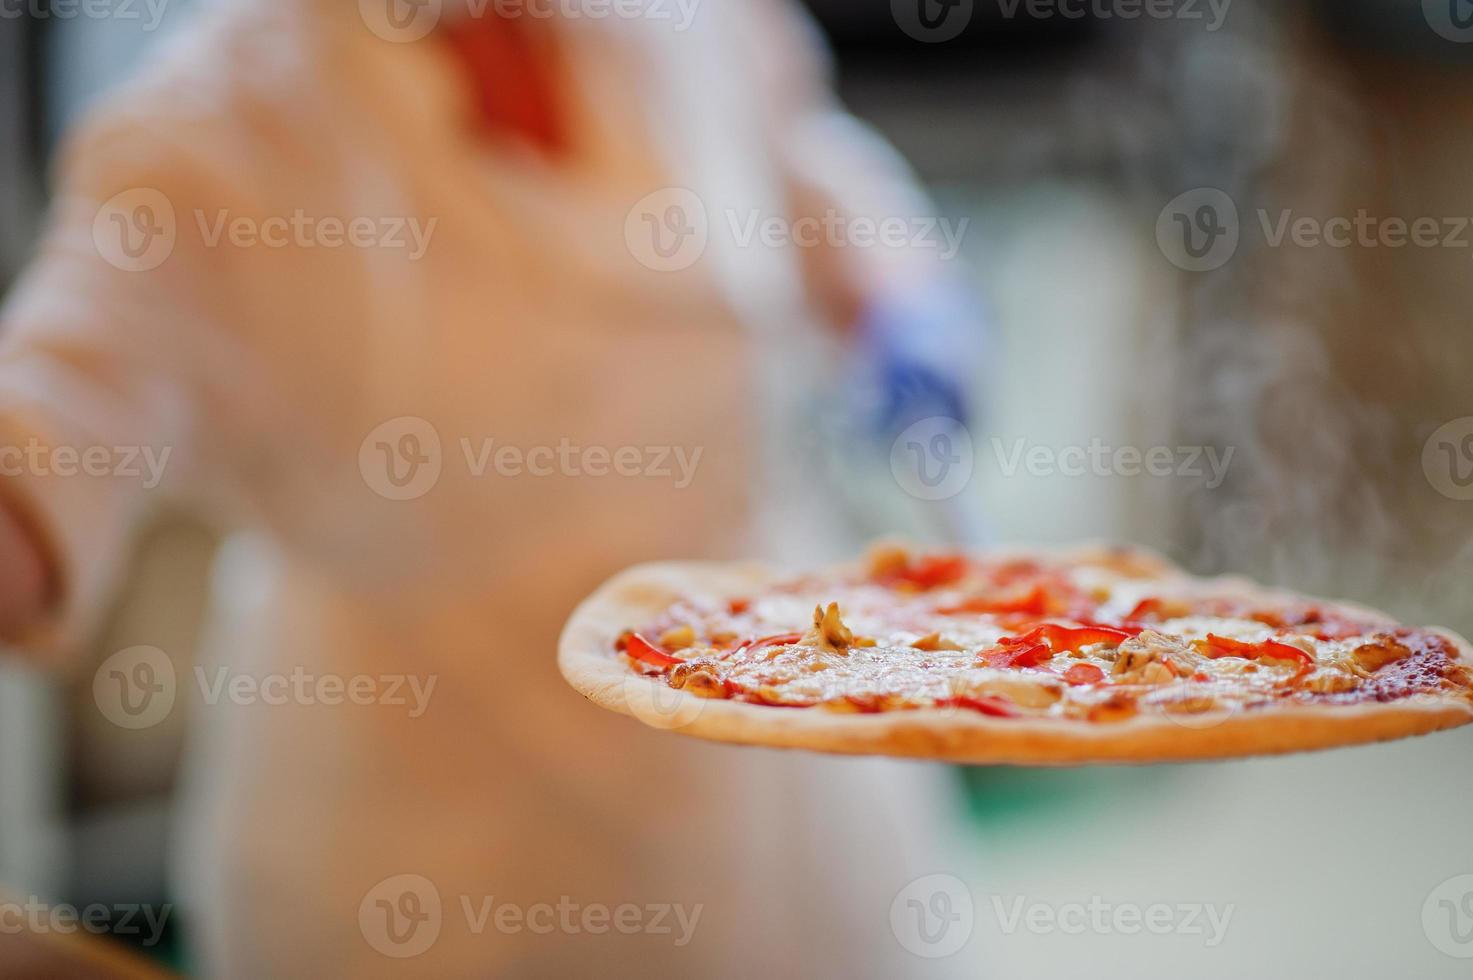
[557,559,1473,765]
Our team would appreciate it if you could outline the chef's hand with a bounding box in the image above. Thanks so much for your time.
[0,497,51,641]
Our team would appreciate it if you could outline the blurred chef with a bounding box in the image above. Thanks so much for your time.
[0,0,979,975]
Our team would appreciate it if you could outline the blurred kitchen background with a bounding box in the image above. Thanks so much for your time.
[3,0,1473,976]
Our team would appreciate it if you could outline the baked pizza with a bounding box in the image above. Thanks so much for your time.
[558,543,1473,764]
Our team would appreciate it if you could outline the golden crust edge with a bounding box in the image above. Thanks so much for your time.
[557,558,1473,766]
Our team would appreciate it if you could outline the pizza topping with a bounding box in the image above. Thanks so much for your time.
[1303,670,1360,694]
[1127,597,1189,621]
[940,585,1052,617]
[625,633,683,670]
[803,602,855,653]
[1113,656,1176,686]
[728,632,805,661]
[1063,663,1106,686]
[1025,623,1135,654]
[657,625,696,651]
[891,555,970,591]
[1155,693,1220,715]
[866,542,913,581]
[1111,630,1187,685]
[937,695,1019,717]
[1197,633,1314,673]
[1085,692,1139,723]
[614,550,1468,723]
[669,659,729,698]
[1352,636,1411,673]
[911,631,964,652]
[954,673,1063,709]
[979,636,1053,669]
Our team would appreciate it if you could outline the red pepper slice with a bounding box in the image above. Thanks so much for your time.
[727,632,804,660]
[1199,633,1314,672]
[727,598,751,615]
[1063,663,1106,686]
[1074,618,1148,639]
[936,695,1019,717]
[886,554,970,590]
[981,641,1051,669]
[939,584,1051,616]
[1032,623,1133,654]
[989,559,1044,586]
[1127,597,1168,620]
[1199,633,1255,657]
[978,621,1133,670]
[624,633,683,669]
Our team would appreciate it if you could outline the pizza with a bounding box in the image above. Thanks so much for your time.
[558,543,1473,764]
